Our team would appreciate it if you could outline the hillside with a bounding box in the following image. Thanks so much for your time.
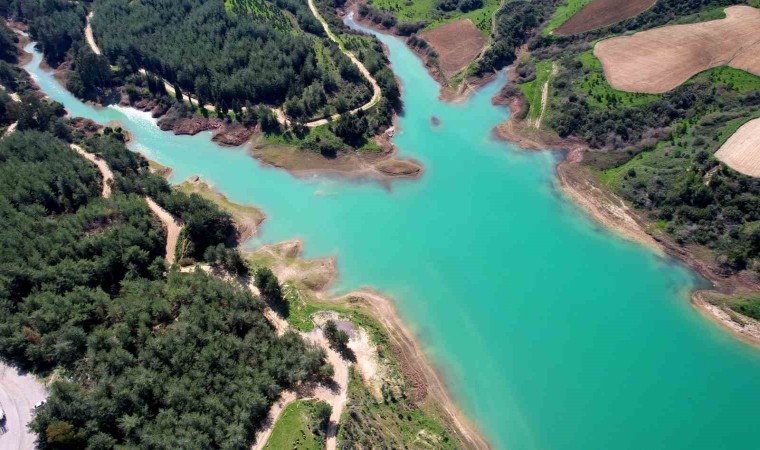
[493,0,760,328]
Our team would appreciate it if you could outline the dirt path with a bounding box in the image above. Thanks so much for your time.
[333,289,491,450]
[84,12,101,55]
[71,144,113,198]
[306,6,381,126]
[0,363,48,450]
[534,62,557,129]
[86,9,378,128]
[2,122,17,138]
[144,197,183,265]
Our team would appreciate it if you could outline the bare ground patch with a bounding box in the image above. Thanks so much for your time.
[715,117,760,178]
[555,0,656,36]
[594,6,760,93]
[420,19,487,76]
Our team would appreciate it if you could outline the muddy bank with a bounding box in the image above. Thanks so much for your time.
[249,133,422,184]
[177,175,266,243]
[691,291,760,347]
[495,83,760,346]
[243,239,490,449]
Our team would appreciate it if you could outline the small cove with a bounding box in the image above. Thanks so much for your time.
[22,16,760,450]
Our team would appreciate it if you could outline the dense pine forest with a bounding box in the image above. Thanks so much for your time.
[90,0,371,120]
[0,46,332,445]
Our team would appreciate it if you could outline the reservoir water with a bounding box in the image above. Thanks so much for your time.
[22,17,760,450]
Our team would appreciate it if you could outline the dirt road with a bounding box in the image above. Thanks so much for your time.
[145,197,183,265]
[71,144,113,198]
[0,363,47,450]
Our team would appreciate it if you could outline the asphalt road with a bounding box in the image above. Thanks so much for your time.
[0,363,47,450]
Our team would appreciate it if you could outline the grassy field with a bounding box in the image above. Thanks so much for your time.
[518,60,553,124]
[543,0,593,35]
[338,368,459,449]
[368,0,502,34]
[263,400,330,450]
[575,50,659,108]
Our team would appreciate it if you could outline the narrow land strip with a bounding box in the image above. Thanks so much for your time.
[0,363,48,450]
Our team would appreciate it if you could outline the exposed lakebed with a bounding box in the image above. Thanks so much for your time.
[23,15,760,450]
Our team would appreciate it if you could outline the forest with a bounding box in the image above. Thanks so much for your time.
[89,0,371,120]
[0,110,332,448]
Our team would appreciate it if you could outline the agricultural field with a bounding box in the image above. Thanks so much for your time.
[264,400,331,450]
[594,5,760,93]
[420,19,487,75]
[715,117,760,177]
[551,0,656,36]
[543,0,592,35]
[368,0,502,33]
[574,50,658,108]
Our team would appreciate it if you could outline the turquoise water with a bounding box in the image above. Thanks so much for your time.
[23,17,760,450]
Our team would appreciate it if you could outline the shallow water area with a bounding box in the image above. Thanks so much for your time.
[22,18,760,450]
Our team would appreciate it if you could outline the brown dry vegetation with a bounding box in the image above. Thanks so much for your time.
[594,5,760,93]
[555,0,656,35]
[715,117,760,177]
[420,19,487,76]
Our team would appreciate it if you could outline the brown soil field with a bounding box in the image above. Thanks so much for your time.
[420,19,487,76]
[595,6,760,93]
[715,117,760,177]
[555,0,656,35]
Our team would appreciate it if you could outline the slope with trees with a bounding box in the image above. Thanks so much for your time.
[0,114,332,448]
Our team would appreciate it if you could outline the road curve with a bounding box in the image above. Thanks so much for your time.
[304,4,382,127]
[144,197,184,265]
[86,8,380,128]
[0,363,48,450]
[71,144,113,198]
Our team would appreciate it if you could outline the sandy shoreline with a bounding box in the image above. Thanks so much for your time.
[491,81,760,349]
[244,238,490,449]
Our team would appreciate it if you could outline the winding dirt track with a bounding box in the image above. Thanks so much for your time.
[71,143,183,263]
[144,197,183,265]
[85,9,380,128]
[305,5,382,126]
[71,144,113,198]
[250,305,349,450]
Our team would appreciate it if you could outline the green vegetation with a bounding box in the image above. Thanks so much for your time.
[506,0,760,273]
[517,60,553,123]
[474,0,554,76]
[573,50,658,108]
[264,400,332,450]
[364,0,501,33]
[714,296,760,321]
[0,103,333,448]
[338,367,458,449]
[90,0,370,119]
[324,319,352,358]
[543,0,593,35]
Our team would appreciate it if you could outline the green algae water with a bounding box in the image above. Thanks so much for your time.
[23,17,760,449]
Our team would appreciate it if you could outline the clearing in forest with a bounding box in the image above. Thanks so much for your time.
[553,0,656,35]
[715,117,760,178]
[594,5,760,93]
[420,19,487,76]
